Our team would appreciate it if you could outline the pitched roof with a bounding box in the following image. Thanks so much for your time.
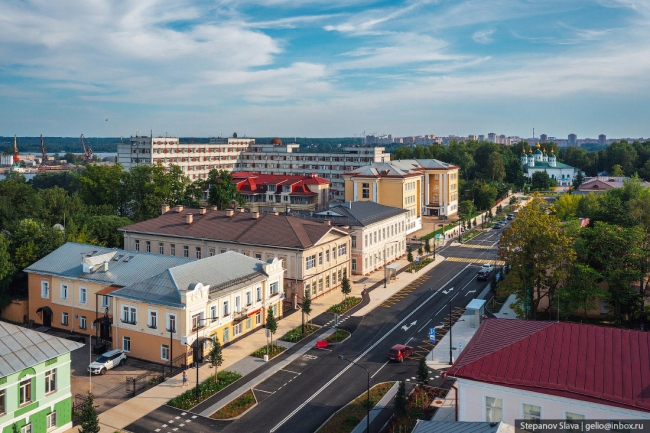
[111,251,269,307]
[233,171,329,186]
[412,421,513,433]
[525,161,575,170]
[0,322,84,378]
[313,201,407,227]
[578,178,650,190]
[345,162,421,178]
[447,319,650,413]
[24,242,194,286]
[392,159,459,170]
[119,208,347,250]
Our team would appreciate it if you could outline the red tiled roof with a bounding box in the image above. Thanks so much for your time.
[447,319,650,413]
[232,172,330,189]
[119,208,348,250]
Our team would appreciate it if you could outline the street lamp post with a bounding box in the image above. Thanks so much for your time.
[339,356,370,433]
[193,317,218,400]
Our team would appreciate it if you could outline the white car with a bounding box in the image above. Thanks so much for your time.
[87,349,126,375]
[481,264,494,273]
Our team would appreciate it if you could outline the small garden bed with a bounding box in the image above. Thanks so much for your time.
[387,385,449,432]
[280,323,319,343]
[210,390,256,419]
[317,382,395,433]
[408,258,433,273]
[167,370,242,410]
[327,297,361,314]
[324,329,350,344]
[250,343,286,360]
[460,230,481,242]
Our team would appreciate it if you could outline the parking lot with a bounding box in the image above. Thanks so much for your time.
[59,333,167,413]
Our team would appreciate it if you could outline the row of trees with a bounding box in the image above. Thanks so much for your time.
[0,164,244,307]
[499,180,650,326]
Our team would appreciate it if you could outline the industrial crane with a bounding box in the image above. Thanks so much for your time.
[40,134,49,166]
[80,134,94,162]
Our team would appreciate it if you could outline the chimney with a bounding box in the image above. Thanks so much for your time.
[103,262,109,272]
[185,214,193,224]
[211,206,218,210]
[252,212,260,219]
[324,219,331,226]
[162,204,170,214]
[199,208,207,215]
[175,205,184,213]
[226,209,234,217]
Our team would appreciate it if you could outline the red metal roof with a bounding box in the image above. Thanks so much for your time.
[447,319,650,413]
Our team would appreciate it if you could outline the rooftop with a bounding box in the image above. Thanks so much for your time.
[120,207,349,250]
[447,319,650,413]
[308,201,407,227]
[525,161,575,170]
[412,421,513,433]
[0,322,84,378]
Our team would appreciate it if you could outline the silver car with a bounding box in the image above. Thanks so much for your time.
[87,349,126,375]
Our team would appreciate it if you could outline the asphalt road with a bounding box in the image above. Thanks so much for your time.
[125,227,504,433]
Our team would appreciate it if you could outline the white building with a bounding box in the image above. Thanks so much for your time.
[446,319,650,425]
[521,143,576,186]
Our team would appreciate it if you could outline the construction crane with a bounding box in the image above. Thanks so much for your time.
[40,134,49,166]
[80,134,94,162]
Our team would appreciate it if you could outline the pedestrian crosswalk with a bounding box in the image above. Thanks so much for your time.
[446,257,505,266]
[460,244,494,250]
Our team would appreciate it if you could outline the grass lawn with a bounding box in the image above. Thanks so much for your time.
[324,329,350,344]
[167,370,242,410]
[250,343,286,360]
[279,323,320,343]
[210,390,256,419]
[317,382,395,433]
[327,296,361,314]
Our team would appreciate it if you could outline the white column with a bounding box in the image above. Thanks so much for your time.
[353,182,358,201]
[373,182,378,203]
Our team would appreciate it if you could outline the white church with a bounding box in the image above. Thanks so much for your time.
[521,143,577,186]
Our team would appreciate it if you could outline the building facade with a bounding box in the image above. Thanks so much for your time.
[231,172,330,212]
[119,205,351,308]
[110,252,284,365]
[520,144,576,186]
[296,201,408,275]
[0,322,83,433]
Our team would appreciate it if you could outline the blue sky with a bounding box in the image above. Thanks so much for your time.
[0,0,649,139]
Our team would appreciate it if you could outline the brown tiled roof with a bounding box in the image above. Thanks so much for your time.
[119,208,348,250]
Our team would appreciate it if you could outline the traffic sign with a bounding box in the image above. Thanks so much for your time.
[416,257,420,263]
[429,328,436,343]
[435,234,441,240]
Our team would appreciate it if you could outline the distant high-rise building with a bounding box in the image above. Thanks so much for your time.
[478,135,485,141]
[468,135,477,141]
[488,133,497,143]
[568,133,578,147]
[599,134,606,146]
[540,134,548,142]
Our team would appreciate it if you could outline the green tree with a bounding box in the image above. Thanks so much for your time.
[509,196,517,205]
[576,193,600,219]
[417,245,423,256]
[473,182,498,209]
[0,236,15,282]
[266,309,278,350]
[531,171,552,190]
[611,164,625,177]
[78,392,100,433]
[417,357,429,385]
[302,290,312,325]
[557,264,605,320]
[553,193,580,221]
[394,380,407,417]
[205,170,245,210]
[572,171,584,191]
[485,152,506,182]
[209,337,224,382]
[85,215,132,248]
[78,163,125,213]
[424,238,431,255]
[458,200,475,219]
[341,273,351,298]
[407,246,413,266]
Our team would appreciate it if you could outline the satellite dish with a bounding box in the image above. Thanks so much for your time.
[53,224,64,231]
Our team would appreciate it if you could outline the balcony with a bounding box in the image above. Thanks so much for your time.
[232,309,248,323]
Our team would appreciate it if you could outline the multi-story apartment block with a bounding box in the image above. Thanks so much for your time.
[116,135,255,181]
[0,323,83,433]
[568,133,578,147]
[119,205,351,307]
[296,201,408,275]
[487,133,497,143]
[110,252,284,364]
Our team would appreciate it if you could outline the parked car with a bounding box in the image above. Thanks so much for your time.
[88,349,126,375]
[477,269,491,281]
[493,223,502,229]
[388,344,414,362]
[507,213,514,220]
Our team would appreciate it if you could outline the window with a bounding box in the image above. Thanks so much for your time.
[123,336,131,352]
[306,255,316,270]
[338,269,342,281]
[183,246,189,257]
[80,316,87,330]
[101,295,110,309]
[223,300,230,316]
[21,424,31,433]
[352,259,357,271]
[159,243,164,254]
[60,284,68,301]
[235,296,241,313]
[325,275,330,288]
[338,244,347,256]
[149,311,157,329]
[255,311,261,325]
[122,306,137,324]
[223,327,230,343]
[79,287,87,304]
[167,314,177,332]
[523,403,541,421]
[161,344,169,361]
[135,240,140,251]
[270,282,279,295]
[20,379,31,405]
[246,291,252,305]
[318,252,323,265]
[209,248,215,257]
[318,279,323,292]
[256,287,262,301]
[234,322,242,336]
[364,234,368,247]
[485,397,502,422]
[246,317,252,329]
[45,369,57,393]
[351,236,356,248]
[0,389,4,415]
[61,312,69,326]
[196,247,202,259]
[171,244,176,255]
[146,241,151,253]
[210,305,217,320]
[41,281,50,298]
[255,253,262,259]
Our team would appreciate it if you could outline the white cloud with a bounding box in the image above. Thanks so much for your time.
[472,29,495,44]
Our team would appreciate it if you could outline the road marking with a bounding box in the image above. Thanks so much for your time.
[303,355,318,360]
[465,290,477,297]
[406,336,413,344]
[269,265,468,433]
[280,369,301,375]
[436,304,446,315]
[370,361,389,379]
[254,388,274,394]
[417,318,432,332]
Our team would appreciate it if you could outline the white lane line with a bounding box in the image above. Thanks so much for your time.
[406,336,414,345]
[280,369,301,375]
[417,318,432,333]
[269,265,469,433]
[370,361,390,379]
[254,388,274,394]
[435,304,446,315]
[450,291,460,301]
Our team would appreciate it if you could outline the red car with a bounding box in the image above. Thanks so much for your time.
[388,344,414,362]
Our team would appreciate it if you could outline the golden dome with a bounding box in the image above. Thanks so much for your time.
[535,142,541,149]
[551,149,555,154]
[543,148,547,153]
[528,149,533,154]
